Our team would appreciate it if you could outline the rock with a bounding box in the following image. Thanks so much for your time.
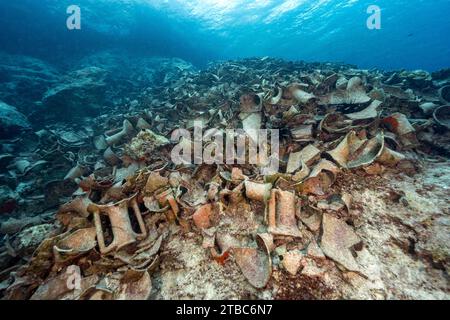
[320,213,361,272]
[201,231,215,249]
[274,245,287,257]
[0,53,60,114]
[77,51,195,89]
[419,102,438,115]
[0,185,18,214]
[124,129,170,160]
[0,154,14,171]
[192,204,213,230]
[401,70,432,89]
[12,224,55,255]
[42,67,108,120]
[0,216,43,235]
[0,101,31,138]
[432,68,450,80]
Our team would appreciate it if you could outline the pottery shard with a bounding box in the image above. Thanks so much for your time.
[287,144,321,173]
[55,227,97,253]
[145,172,169,194]
[233,247,271,288]
[320,213,361,272]
[116,271,152,300]
[268,189,301,237]
[307,240,325,259]
[31,265,100,300]
[320,77,371,105]
[240,93,262,113]
[192,203,213,229]
[282,251,303,276]
[231,167,246,181]
[244,180,271,202]
[384,113,415,136]
[346,100,382,120]
[300,211,322,232]
[0,101,31,138]
[291,124,313,141]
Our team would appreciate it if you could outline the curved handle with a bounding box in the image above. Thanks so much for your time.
[130,198,148,240]
[93,208,117,254]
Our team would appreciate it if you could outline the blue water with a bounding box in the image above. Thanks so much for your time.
[0,0,449,70]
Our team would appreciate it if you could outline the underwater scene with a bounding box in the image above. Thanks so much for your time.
[0,0,449,301]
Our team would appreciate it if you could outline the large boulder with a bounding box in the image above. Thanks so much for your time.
[0,101,31,138]
[0,53,60,114]
[42,66,108,120]
[77,51,195,89]
[0,185,18,214]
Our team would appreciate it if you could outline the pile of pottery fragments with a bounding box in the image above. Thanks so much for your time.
[0,57,449,299]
